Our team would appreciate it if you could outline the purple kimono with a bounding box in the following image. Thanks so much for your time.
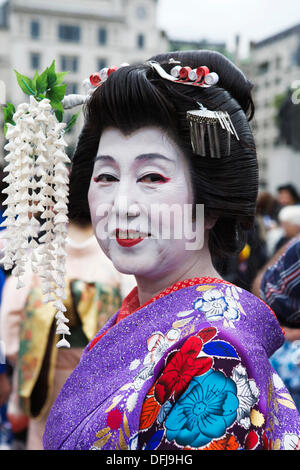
[43,277,300,451]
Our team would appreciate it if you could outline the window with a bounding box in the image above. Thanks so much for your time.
[66,83,78,95]
[275,77,282,86]
[98,28,107,45]
[291,43,300,67]
[136,6,147,19]
[30,52,40,70]
[58,24,80,42]
[137,33,145,49]
[60,56,79,72]
[275,56,282,68]
[97,58,107,71]
[257,61,269,75]
[31,20,40,39]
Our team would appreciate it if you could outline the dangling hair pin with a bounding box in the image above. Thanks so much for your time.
[187,103,240,158]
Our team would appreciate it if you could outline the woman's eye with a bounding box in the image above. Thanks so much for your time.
[93,174,118,183]
[138,173,169,184]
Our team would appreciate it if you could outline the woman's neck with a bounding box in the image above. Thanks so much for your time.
[135,239,221,306]
[67,221,95,243]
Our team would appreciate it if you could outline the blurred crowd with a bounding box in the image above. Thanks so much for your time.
[0,181,300,449]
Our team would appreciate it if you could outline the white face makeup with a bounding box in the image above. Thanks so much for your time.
[88,126,200,280]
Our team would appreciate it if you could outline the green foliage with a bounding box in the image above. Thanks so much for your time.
[2,60,80,136]
[65,111,80,133]
[3,102,16,136]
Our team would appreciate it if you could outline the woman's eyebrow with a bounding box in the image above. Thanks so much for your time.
[94,155,115,163]
[94,153,174,163]
[135,153,174,163]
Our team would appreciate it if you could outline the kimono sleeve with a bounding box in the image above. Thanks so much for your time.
[260,238,300,328]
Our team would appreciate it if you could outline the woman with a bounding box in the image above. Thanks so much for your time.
[43,51,300,451]
[1,216,134,449]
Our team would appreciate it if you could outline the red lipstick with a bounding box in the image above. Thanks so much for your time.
[116,229,145,247]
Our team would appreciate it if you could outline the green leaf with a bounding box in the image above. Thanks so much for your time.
[55,109,64,122]
[47,60,58,88]
[50,100,64,113]
[36,68,49,94]
[2,102,16,135]
[54,71,68,85]
[46,84,67,104]
[32,71,39,91]
[14,70,35,95]
[3,101,15,120]
[3,102,16,136]
[64,110,80,133]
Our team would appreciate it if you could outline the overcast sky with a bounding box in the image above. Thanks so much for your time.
[157,0,300,57]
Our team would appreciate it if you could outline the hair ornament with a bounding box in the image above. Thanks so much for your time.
[187,102,240,158]
[148,60,219,88]
[89,63,129,88]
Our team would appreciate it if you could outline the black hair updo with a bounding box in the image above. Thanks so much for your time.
[69,50,258,262]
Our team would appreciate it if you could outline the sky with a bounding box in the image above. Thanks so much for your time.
[157,0,300,58]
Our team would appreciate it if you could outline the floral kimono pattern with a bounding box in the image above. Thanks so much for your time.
[43,277,300,451]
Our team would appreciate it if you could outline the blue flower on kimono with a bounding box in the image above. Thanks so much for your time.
[193,288,240,327]
[165,369,239,448]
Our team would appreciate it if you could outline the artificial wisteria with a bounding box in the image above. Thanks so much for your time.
[2,96,71,348]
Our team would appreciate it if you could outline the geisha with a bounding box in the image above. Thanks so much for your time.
[40,50,300,450]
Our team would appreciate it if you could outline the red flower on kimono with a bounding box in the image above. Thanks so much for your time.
[154,328,216,405]
[245,430,259,450]
[107,408,123,431]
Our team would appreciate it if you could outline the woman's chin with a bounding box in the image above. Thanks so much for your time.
[110,254,156,278]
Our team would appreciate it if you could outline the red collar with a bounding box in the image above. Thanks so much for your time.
[88,277,226,351]
[116,276,226,324]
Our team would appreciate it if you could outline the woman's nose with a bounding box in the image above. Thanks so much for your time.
[112,182,141,221]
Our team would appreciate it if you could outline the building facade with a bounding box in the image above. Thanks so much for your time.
[0,0,168,157]
[249,24,300,192]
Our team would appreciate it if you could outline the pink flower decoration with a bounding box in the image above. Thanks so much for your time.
[89,73,101,87]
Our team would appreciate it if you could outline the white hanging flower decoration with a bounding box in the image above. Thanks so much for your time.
[2,96,71,348]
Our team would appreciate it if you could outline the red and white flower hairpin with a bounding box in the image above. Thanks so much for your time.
[88,60,219,90]
[89,64,129,88]
[148,60,219,88]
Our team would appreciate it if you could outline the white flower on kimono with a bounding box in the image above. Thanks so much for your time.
[144,328,181,366]
[133,328,181,392]
[133,364,154,391]
[272,372,285,390]
[129,359,141,371]
[128,433,139,450]
[283,433,300,450]
[126,391,138,412]
[225,285,242,301]
[193,289,240,327]
[232,364,259,429]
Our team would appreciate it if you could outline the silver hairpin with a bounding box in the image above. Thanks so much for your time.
[187,103,239,158]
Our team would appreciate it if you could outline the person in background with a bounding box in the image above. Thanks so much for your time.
[0,170,13,449]
[0,363,13,449]
[256,192,281,257]
[276,183,300,208]
[0,216,135,450]
[258,237,300,411]
[273,205,300,254]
